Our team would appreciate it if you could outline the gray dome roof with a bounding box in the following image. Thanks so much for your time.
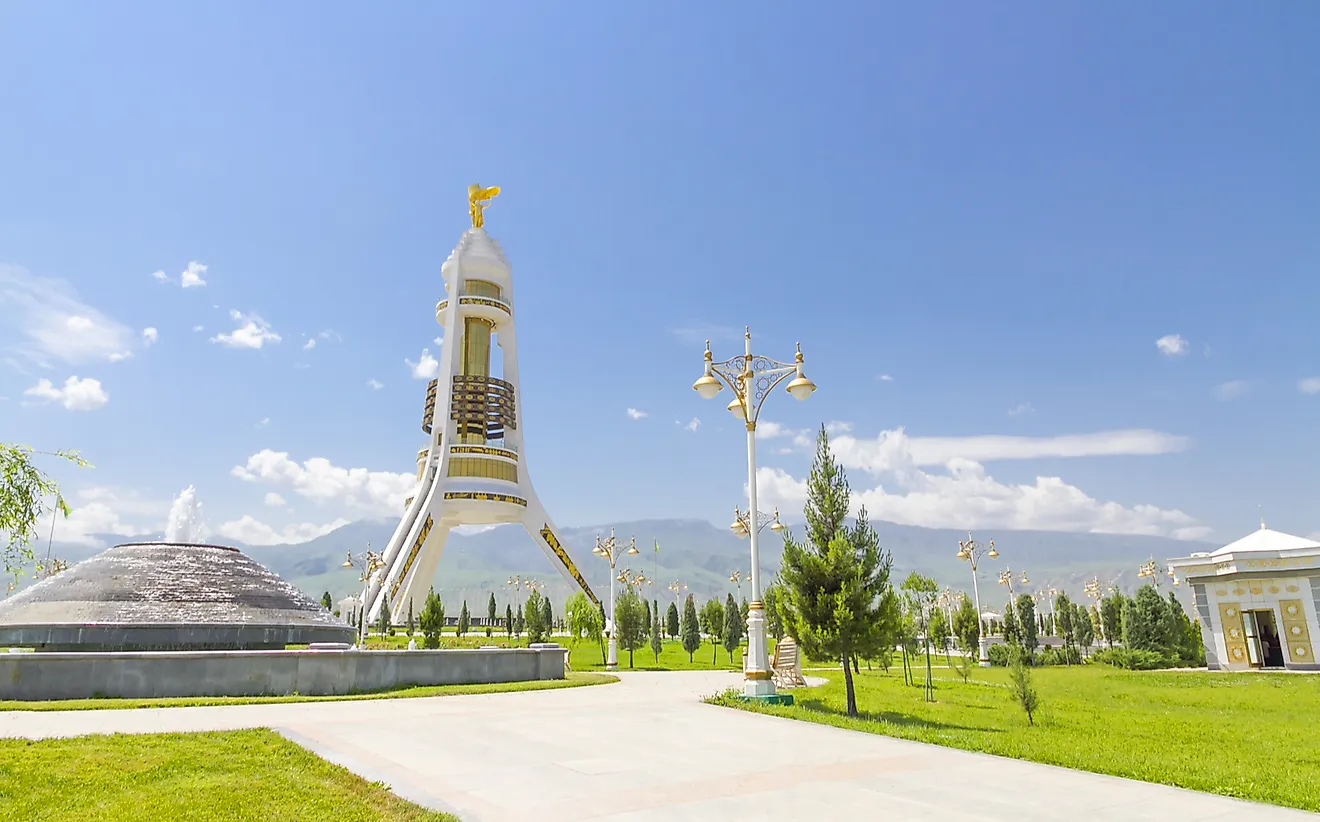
[0,542,353,651]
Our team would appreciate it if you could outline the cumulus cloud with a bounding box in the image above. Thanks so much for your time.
[50,486,169,548]
[142,327,158,346]
[180,261,208,288]
[211,310,281,349]
[1298,377,1320,396]
[830,428,1189,471]
[407,349,440,380]
[217,515,350,546]
[302,338,316,351]
[0,264,137,365]
[1214,380,1250,402]
[264,492,287,507]
[231,450,417,517]
[367,379,384,391]
[151,270,169,283]
[681,418,701,432]
[1156,334,1189,356]
[755,432,1205,540]
[24,376,109,411]
[626,408,648,420]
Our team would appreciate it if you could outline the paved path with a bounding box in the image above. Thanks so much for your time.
[1,671,1310,821]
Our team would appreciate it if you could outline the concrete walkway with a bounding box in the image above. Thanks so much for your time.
[0,670,1310,821]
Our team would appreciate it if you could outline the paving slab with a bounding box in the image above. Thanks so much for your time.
[0,670,1310,821]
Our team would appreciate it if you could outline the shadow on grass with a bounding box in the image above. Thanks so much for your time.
[793,697,1002,735]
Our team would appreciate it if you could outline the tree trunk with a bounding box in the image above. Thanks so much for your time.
[842,653,858,717]
[712,642,718,665]
[924,638,934,701]
[851,654,859,674]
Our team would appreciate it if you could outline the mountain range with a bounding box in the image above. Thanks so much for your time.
[46,518,1214,615]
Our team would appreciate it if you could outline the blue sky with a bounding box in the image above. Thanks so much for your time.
[2,2,1317,549]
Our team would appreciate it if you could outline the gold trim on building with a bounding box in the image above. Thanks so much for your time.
[745,670,773,681]
[539,525,600,608]
[443,491,527,507]
[1279,598,1314,665]
[1219,602,1248,666]
[447,456,518,483]
[450,445,518,460]
[390,515,434,602]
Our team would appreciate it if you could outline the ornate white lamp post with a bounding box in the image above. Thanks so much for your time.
[956,532,998,667]
[693,327,816,697]
[343,545,385,646]
[592,528,638,671]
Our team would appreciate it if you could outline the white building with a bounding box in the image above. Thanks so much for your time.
[1167,527,1320,671]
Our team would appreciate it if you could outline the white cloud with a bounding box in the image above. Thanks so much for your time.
[878,374,894,382]
[755,456,1205,541]
[142,327,158,346]
[49,486,169,548]
[217,514,349,547]
[302,338,316,351]
[681,418,701,432]
[433,336,444,347]
[406,349,439,380]
[831,428,1189,471]
[264,492,287,507]
[180,261,208,288]
[1007,402,1035,418]
[1214,380,1250,402]
[1156,334,1189,356]
[231,450,418,517]
[1298,377,1320,396]
[151,270,169,283]
[24,376,109,411]
[825,421,852,435]
[367,379,384,391]
[257,417,270,427]
[192,325,204,332]
[626,408,648,420]
[0,265,137,365]
[211,310,281,349]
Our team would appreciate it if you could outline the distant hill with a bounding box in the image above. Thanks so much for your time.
[49,517,1214,614]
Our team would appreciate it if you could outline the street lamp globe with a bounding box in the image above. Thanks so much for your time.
[785,373,816,401]
[770,509,785,533]
[987,541,999,559]
[626,542,640,556]
[692,372,722,400]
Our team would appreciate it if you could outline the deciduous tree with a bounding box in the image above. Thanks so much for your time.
[615,586,646,667]
[1100,594,1123,648]
[1,443,87,581]
[1015,594,1038,664]
[901,572,938,701]
[566,591,604,663]
[953,595,981,655]
[779,426,895,717]
[700,597,724,664]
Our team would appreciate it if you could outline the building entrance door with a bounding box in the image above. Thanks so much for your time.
[1248,609,1285,668]
[1242,611,1262,667]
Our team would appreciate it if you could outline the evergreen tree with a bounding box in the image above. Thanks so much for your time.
[377,589,392,639]
[407,598,415,637]
[740,597,749,626]
[542,595,554,634]
[779,427,895,717]
[614,586,646,667]
[722,592,742,664]
[486,593,497,637]
[763,583,784,641]
[321,591,333,610]
[643,598,652,635]
[1055,593,1075,663]
[1127,584,1172,654]
[1074,601,1095,653]
[506,603,514,637]
[681,594,701,662]
[1167,591,1202,665]
[515,603,525,638]
[1002,597,1021,647]
[650,609,664,663]
[1007,646,1040,726]
[1015,594,1038,663]
[418,587,445,649]
[952,595,980,654]
[1100,594,1123,648]
[700,597,725,664]
[457,600,470,637]
[666,601,680,640]
[525,589,546,643]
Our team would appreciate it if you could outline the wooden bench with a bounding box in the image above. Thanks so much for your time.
[771,636,807,688]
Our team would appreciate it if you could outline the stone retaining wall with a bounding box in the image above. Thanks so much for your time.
[0,645,566,701]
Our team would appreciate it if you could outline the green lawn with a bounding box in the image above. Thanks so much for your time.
[0,729,455,821]
[363,633,745,671]
[710,660,1320,813]
[0,671,615,712]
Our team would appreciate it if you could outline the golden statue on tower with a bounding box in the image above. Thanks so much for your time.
[468,183,500,228]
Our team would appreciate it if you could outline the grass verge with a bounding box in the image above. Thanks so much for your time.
[707,662,1320,813]
[0,728,455,821]
[0,671,616,712]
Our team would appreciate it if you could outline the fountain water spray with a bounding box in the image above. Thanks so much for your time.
[164,486,207,544]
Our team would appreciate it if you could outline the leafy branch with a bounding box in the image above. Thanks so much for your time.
[1,443,90,585]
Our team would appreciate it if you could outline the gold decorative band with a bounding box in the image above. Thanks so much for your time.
[450,445,518,460]
[443,491,527,507]
[460,296,511,313]
[745,670,773,680]
[748,601,764,610]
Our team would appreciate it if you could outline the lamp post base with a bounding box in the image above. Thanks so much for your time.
[606,637,618,672]
[743,605,776,697]
[978,637,991,668]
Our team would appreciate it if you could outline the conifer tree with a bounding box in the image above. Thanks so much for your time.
[681,594,701,662]
[506,603,514,637]
[952,595,980,654]
[723,592,742,664]
[377,589,392,639]
[515,603,525,638]
[779,426,894,717]
[486,593,497,637]
[418,588,445,649]
[666,601,680,640]
[458,600,470,637]
[407,598,415,637]
[1015,593,1038,663]
[1056,592,1075,663]
[542,595,554,634]
[700,597,724,664]
[650,609,663,663]
[525,589,546,643]
[1002,597,1021,648]
[1100,594,1123,648]
[321,591,333,610]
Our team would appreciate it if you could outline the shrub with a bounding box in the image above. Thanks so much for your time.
[1036,645,1082,666]
[987,643,1013,667]
[1091,647,1172,670]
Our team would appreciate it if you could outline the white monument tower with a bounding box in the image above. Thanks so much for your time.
[362,185,600,624]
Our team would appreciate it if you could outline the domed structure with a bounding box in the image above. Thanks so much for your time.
[0,542,353,651]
